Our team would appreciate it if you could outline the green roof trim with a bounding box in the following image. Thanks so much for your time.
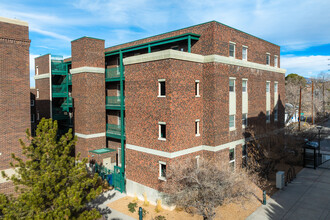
[105,33,200,56]
[88,148,116,154]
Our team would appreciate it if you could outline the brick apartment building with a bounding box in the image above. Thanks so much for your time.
[0,17,30,194]
[34,21,286,204]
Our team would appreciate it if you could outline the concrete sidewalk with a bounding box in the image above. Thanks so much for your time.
[247,168,330,220]
[90,189,135,220]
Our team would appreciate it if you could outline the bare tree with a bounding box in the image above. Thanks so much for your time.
[162,158,255,220]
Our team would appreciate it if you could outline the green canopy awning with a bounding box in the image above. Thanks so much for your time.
[88,148,115,154]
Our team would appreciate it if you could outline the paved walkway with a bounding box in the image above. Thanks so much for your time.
[247,168,330,220]
[89,189,135,220]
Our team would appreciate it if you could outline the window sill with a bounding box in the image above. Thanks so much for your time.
[158,176,166,181]
[158,95,166,98]
[242,125,247,129]
[195,134,200,137]
[229,127,236,131]
[158,138,166,141]
[195,95,200,98]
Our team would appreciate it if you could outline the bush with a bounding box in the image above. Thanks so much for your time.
[128,202,137,213]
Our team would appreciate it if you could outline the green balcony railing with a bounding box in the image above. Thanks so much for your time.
[51,61,67,75]
[52,85,68,97]
[106,96,125,108]
[61,97,73,110]
[105,67,125,80]
[53,108,69,121]
[67,74,72,85]
[106,124,125,137]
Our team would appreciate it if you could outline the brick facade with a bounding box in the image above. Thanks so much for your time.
[0,18,30,170]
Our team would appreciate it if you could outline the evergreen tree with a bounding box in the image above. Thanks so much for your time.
[0,118,102,219]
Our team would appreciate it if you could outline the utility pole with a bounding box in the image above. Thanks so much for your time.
[298,86,302,131]
[312,81,314,125]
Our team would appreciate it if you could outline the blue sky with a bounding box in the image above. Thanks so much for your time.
[1,0,329,87]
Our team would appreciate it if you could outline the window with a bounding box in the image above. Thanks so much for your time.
[229,42,236,58]
[159,161,166,181]
[229,148,235,171]
[266,81,270,93]
[195,80,200,97]
[229,78,235,92]
[31,114,35,123]
[274,109,278,121]
[274,82,278,93]
[196,155,200,168]
[266,53,270,65]
[158,122,166,141]
[274,55,278,67]
[266,111,270,123]
[242,46,248,61]
[229,115,235,129]
[195,119,200,136]
[36,66,39,75]
[36,89,39,99]
[242,113,247,128]
[242,79,247,93]
[158,79,166,97]
[242,145,247,168]
[30,99,35,106]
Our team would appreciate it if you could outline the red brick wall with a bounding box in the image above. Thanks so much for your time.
[71,37,106,159]
[0,20,30,170]
[125,59,203,152]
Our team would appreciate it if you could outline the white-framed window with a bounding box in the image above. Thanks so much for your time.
[274,82,278,93]
[274,108,278,121]
[30,99,35,106]
[229,115,235,130]
[195,119,200,136]
[159,161,166,181]
[158,122,166,141]
[242,79,247,93]
[266,110,270,123]
[274,55,278,67]
[158,79,166,97]
[266,53,270,65]
[266,81,270,93]
[31,114,35,123]
[242,46,248,61]
[196,155,200,168]
[36,66,39,75]
[229,42,236,58]
[36,89,39,99]
[229,148,235,171]
[242,113,247,128]
[195,80,200,97]
[229,78,235,92]
[242,144,247,168]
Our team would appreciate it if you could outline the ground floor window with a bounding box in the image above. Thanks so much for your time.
[229,148,235,171]
[242,144,247,168]
[159,161,166,181]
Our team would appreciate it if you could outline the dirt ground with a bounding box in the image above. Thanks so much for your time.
[107,164,303,220]
[107,184,268,220]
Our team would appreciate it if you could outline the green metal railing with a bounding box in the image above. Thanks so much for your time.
[106,96,125,107]
[106,124,124,136]
[53,108,69,120]
[52,85,68,96]
[61,97,72,110]
[51,61,67,75]
[67,74,72,85]
[106,67,121,79]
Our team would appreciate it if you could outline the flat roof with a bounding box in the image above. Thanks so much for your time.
[0,16,28,27]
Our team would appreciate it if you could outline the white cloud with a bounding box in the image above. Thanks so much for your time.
[281,55,330,77]
[30,27,71,42]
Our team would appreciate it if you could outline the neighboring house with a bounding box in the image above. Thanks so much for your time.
[0,17,31,195]
[34,21,286,205]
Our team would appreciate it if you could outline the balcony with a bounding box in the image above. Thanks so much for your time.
[105,67,124,82]
[61,97,72,111]
[53,108,70,121]
[106,124,125,139]
[51,61,67,75]
[67,74,72,85]
[52,85,68,97]
[106,96,125,110]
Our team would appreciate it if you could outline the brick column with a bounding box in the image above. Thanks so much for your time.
[71,37,106,160]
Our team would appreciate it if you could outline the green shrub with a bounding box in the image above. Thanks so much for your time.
[128,202,137,213]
